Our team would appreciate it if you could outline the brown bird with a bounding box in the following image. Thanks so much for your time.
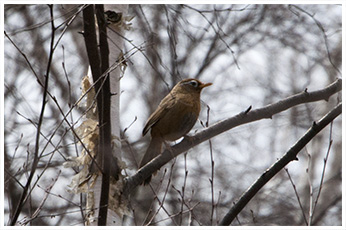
[139,78,212,184]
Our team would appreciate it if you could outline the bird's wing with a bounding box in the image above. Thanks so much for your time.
[142,93,176,136]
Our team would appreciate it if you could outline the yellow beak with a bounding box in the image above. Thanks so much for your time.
[200,82,212,89]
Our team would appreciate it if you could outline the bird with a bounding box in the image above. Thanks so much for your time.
[139,78,212,184]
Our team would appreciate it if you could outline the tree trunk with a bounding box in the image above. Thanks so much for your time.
[81,4,128,226]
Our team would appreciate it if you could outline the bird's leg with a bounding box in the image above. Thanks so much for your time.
[183,134,195,146]
[163,140,177,160]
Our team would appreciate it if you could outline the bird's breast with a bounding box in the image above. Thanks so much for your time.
[151,93,201,141]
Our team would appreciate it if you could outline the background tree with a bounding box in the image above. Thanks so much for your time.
[4,4,342,226]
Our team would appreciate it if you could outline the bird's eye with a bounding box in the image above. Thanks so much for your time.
[188,80,198,87]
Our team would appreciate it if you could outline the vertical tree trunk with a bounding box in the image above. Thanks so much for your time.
[103,4,128,225]
[81,4,128,226]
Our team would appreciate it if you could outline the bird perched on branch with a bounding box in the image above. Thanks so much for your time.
[139,78,212,184]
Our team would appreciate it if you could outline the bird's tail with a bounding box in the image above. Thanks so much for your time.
[139,138,162,185]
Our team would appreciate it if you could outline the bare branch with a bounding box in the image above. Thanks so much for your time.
[124,79,341,193]
[218,103,341,225]
[19,170,61,225]
[284,167,308,225]
[310,121,334,223]
[10,5,56,225]
[289,5,341,76]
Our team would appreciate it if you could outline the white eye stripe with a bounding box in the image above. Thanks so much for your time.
[190,80,198,87]
[183,80,198,87]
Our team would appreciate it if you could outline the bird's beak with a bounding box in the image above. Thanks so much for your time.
[200,82,212,89]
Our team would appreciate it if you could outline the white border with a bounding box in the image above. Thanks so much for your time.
[1,0,346,4]
[342,1,345,228]
[1,1,344,229]
[1,1,5,229]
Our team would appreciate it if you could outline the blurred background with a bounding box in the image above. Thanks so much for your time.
[4,4,342,226]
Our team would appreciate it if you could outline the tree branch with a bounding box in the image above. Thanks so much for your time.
[123,78,341,194]
[219,102,341,225]
[95,4,113,226]
[10,5,56,225]
[19,170,61,225]
[82,5,101,85]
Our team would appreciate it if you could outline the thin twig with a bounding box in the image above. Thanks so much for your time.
[215,190,222,225]
[6,2,103,180]
[140,169,167,226]
[124,79,342,194]
[208,140,215,226]
[150,202,200,225]
[171,183,201,226]
[306,149,313,226]
[310,121,334,223]
[4,31,40,85]
[207,105,215,225]
[6,5,84,36]
[284,167,308,225]
[10,5,56,225]
[183,4,240,70]
[52,5,87,51]
[19,170,61,225]
[147,162,178,226]
[289,5,341,76]
[180,153,188,225]
[218,103,341,225]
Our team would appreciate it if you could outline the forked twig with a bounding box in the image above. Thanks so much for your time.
[310,121,334,224]
[219,103,341,225]
[9,5,56,225]
[124,79,342,194]
[284,167,308,225]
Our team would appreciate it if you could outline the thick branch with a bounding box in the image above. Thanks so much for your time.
[219,102,342,225]
[123,79,341,194]
[82,5,101,84]
[95,4,113,226]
